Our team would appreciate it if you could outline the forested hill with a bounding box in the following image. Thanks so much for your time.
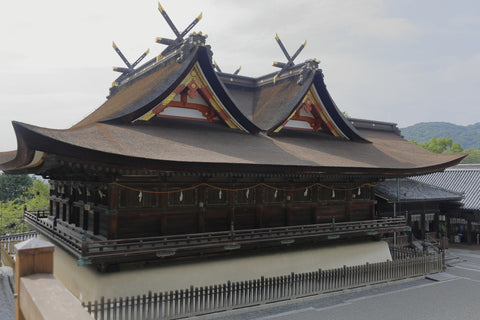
[401,122,480,150]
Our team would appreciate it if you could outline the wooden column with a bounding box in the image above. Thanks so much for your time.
[407,211,413,244]
[312,186,319,224]
[228,190,236,231]
[255,187,264,227]
[15,238,55,320]
[285,189,293,226]
[81,207,88,231]
[107,185,119,239]
[92,209,99,235]
[467,220,473,245]
[159,183,168,235]
[370,186,376,219]
[198,186,206,232]
[345,190,352,221]
[421,213,426,240]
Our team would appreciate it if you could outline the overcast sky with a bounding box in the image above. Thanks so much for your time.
[1,0,479,151]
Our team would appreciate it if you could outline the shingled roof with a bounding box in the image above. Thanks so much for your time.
[0,13,466,178]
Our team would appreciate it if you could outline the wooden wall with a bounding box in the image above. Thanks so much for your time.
[48,179,376,240]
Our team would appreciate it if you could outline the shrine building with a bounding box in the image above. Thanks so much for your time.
[0,4,464,277]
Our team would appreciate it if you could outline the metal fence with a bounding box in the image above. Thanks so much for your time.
[84,249,444,320]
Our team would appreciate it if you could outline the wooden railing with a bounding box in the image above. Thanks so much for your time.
[23,211,93,258]
[0,231,37,268]
[83,250,445,320]
[80,218,408,265]
[24,209,409,266]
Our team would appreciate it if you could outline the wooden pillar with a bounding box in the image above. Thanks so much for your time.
[407,211,413,244]
[345,190,352,221]
[15,238,55,320]
[228,190,236,231]
[159,183,168,235]
[81,207,88,231]
[255,187,264,227]
[107,212,118,239]
[107,185,119,239]
[311,186,319,224]
[93,210,100,235]
[467,220,473,245]
[55,201,60,219]
[421,213,426,240]
[285,189,293,226]
[370,186,376,219]
[198,186,206,232]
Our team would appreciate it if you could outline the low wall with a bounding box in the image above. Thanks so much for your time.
[44,235,391,303]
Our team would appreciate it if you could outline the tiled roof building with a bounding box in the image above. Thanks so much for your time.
[412,164,480,211]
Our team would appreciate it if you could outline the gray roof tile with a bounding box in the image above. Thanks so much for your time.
[412,164,480,210]
[376,178,463,202]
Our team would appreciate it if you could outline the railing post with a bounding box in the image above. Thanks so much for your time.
[14,238,54,320]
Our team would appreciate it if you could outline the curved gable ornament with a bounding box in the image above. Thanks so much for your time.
[273,85,348,139]
[133,63,248,131]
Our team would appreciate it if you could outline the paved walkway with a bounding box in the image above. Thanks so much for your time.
[192,247,480,320]
[0,267,14,320]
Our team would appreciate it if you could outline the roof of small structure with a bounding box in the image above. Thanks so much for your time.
[412,164,480,210]
[375,178,463,203]
[0,13,466,179]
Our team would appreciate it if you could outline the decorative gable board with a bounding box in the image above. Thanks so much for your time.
[273,86,347,139]
[134,63,247,131]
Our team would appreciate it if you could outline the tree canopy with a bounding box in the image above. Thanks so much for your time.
[0,173,33,201]
[0,174,48,235]
[409,137,480,164]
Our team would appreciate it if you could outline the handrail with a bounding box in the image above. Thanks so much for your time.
[24,210,408,265]
[0,231,37,242]
[81,218,407,263]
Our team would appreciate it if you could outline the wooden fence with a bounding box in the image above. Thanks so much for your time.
[83,249,444,320]
[0,231,37,268]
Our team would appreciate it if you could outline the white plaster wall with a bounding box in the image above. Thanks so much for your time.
[43,235,391,303]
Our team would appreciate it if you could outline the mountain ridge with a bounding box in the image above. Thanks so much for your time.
[400,122,480,150]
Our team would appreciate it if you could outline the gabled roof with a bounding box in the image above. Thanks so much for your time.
[0,32,466,178]
[412,164,480,210]
[73,46,259,134]
[375,178,463,203]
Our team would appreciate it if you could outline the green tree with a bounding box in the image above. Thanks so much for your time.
[412,137,461,153]
[0,173,33,201]
[0,176,48,235]
[410,136,480,164]
[462,148,480,164]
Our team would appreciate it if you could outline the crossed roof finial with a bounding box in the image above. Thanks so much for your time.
[272,33,306,84]
[213,61,242,75]
[111,42,149,85]
[156,2,203,56]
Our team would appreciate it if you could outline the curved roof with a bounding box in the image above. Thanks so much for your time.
[0,118,464,177]
[0,38,465,177]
